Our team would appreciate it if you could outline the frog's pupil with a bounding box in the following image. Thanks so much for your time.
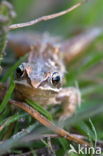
[16,67,23,77]
[52,74,60,85]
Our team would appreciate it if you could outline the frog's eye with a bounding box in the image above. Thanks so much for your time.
[52,72,61,86]
[16,66,24,78]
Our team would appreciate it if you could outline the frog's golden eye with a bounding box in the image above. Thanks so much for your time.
[16,66,24,78]
[52,72,61,86]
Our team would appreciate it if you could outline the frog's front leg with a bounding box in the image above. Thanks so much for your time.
[56,87,81,120]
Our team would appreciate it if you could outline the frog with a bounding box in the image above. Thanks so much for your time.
[14,33,81,120]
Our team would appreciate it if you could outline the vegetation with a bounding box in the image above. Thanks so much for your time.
[0,0,103,155]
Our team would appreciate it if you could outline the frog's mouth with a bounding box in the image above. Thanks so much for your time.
[15,80,60,93]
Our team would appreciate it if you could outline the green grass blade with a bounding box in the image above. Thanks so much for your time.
[0,113,27,130]
[0,81,15,113]
[26,99,53,121]
[58,138,69,151]
[89,118,97,148]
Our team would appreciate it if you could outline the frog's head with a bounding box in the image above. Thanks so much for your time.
[15,41,65,92]
[15,62,63,92]
[14,42,65,100]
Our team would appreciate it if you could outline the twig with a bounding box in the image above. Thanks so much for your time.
[21,133,84,143]
[9,2,82,30]
[9,100,89,146]
[23,134,59,142]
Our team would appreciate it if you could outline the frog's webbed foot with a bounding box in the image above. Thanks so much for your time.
[56,87,81,121]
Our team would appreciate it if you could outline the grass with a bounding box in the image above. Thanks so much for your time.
[0,0,103,155]
[26,99,53,121]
